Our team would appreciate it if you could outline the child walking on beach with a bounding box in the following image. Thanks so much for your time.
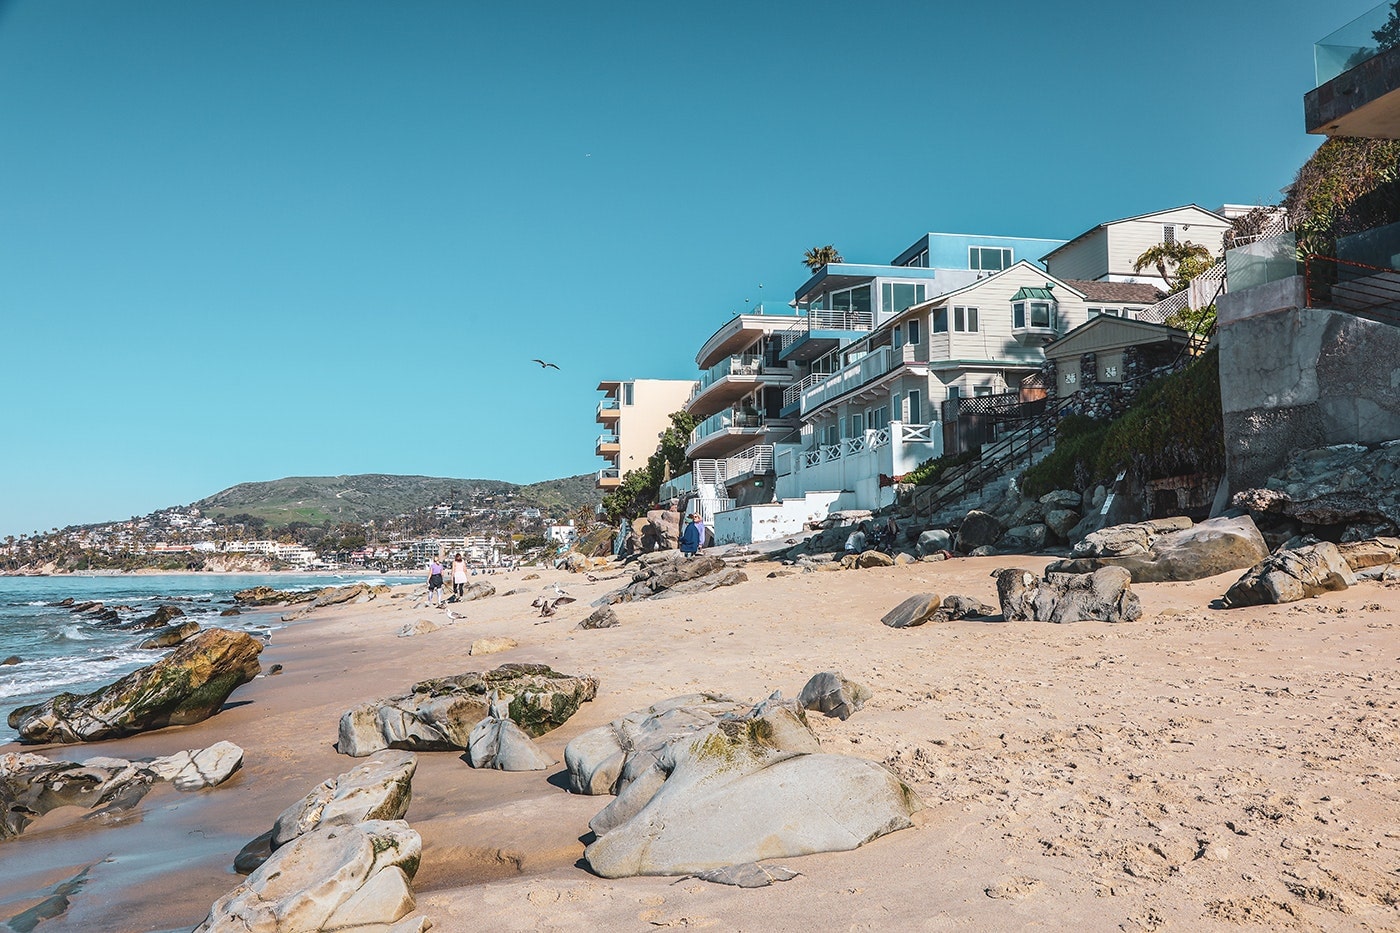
[427,558,445,607]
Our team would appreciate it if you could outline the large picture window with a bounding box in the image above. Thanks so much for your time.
[881,282,927,315]
[969,246,1012,271]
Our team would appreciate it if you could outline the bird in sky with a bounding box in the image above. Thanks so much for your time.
[531,359,560,370]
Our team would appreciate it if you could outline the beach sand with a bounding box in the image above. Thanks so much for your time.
[3,557,1398,932]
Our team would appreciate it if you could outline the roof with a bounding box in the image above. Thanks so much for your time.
[1011,286,1057,302]
[1040,204,1231,263]
[1062,280,1164,304]
[1043,315,1191,362]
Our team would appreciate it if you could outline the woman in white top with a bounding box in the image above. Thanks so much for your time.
[451,553,468,600]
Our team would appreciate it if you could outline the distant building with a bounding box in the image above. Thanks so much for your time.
[546,521,577,548]
[1041,205,1234,292]
[595,379,696,489]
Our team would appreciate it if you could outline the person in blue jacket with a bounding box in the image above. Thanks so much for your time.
[679,512,702,557]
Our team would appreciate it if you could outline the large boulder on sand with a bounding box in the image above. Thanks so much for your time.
[564,693,749,796]
[1057,516,1267,583]
[881,593,942,628]
[1222,541,1356,608]
[337,664,598,757]
[582,698,923,878]
[8,629,262,744]
[796,671,870,721]
[148,741,245,791]
[272,752,417,850]
[916,529,952,556]
[993,566,1142,624]
[466,694,555,771]
[198,820,425,933]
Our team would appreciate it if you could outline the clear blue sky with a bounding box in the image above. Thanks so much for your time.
[0,0,1349,537]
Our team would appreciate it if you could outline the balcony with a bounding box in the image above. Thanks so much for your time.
[685,354,792,414]
[686,409,771,458]
[596,398,620,421]
[1307,2,1400,137]
[596,432,620,457]
[799,344,926,415]
[596,467,621,489]
[778,308,877,362]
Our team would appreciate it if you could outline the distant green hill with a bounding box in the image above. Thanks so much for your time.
[194,473,598,526]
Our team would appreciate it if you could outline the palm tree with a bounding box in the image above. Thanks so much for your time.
[802,245,844,271]
[1133,241,1213,294]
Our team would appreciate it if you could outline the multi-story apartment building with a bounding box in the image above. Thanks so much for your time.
[594,378,696,490]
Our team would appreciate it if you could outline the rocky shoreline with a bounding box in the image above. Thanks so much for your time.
[2,550,1397,930]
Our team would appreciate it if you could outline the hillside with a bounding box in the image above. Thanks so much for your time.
[194,473,598,526]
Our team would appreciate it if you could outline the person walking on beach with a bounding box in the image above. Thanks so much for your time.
[451,553,468,600]
[427,558,445,607]
[679,513,702,558]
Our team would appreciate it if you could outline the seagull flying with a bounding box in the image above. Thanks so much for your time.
[531,359,561,370]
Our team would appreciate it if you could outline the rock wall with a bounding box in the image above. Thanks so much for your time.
[1217,276,1400,493]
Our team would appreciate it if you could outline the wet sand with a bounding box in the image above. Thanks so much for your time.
[2,557,1398,932]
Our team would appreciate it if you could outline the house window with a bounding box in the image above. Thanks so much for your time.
[892,326,903,349]
[830,285,872,314]
[891,392,901,422]
[849,413,864,436]
[975,385,992,396]
[1013,301,1026,328]
[907,390,922,424]
[969,246,1013,271]
[1089,306,1120,318]
[622,382,634,405]
[1124,307,1142,319]
[932,308,948,333]
[947,385,960,400]
[1163,224,1176,245]
[953,306,979,332]
[822,424,839,446]
[869,406,889,430]
[907,319,921,344]
[1029,302,1055,328]
[882,282,926,314]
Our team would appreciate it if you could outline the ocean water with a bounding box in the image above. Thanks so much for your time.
[0,573,398,744]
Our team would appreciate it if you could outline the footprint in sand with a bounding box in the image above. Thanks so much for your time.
[984,876,1043,899]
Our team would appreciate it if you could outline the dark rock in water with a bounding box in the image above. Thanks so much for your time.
[138,620,202,649]
[219,607,242,617]
[55,598,75,608]
[126,604,184,631]
[1,656,20,666]
[268,664,284,675]
[69,601,100,613]
[577,607,619,630]
[337,664,597,756]
[8,629,263,744]
[1222,541,1355,608]
[993,566,1142,624]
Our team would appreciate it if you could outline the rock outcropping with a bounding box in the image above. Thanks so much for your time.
[1052,515,1269,583]
[993,566,1142,624]
[338,664,597,757]
[1222,541,1356,607]
[8,629,262,744]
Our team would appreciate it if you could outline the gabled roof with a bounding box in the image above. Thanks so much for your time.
[1043,315,1191,362]
[1062,280,1164,304]
[1041,204,1231,263]
[914,260,1087,309]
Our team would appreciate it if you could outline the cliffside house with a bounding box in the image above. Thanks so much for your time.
[1041,205,1234,295]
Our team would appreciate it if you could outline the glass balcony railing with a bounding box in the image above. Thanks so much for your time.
[1225,233,1299,291]
[688,355,763,404]
[689,409,764,445]
[1315,1,1400,87]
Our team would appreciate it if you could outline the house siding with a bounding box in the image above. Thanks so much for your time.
[1044,228,1109,281]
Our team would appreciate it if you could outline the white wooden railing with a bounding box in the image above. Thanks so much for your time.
[799,344,927,415]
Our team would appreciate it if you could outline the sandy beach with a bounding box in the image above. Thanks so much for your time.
[3,555,1398,932]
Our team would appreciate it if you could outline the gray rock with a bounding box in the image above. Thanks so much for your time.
[1336,536,1400,571]
[1040,489,1083,510]
[577,606,620,629]
[693,862,801,887]
[460,582,495,602]
[916,529,952,556]
[138,619,202,649]
[601,554,746,604]
[1230,442,1400,531]
[880,593,942,629]
[796,672,870,721]
[940,595,995,620]
[1044,509,1081,540]
[1056,516,1268,584]
[198,820,424,933]
[1223,541,1356,608]
[564,694,749,796]
[582,701,922,878]
[465,695,555,771]
[855,550,895,569]
[272,752,417,850]
[148,741,244,791]
[956,510,1002,552]
[337,664,598,757]
[0,752,155,839]
[969,545,997,557]
[993,566,1142,623]
[998,524,1047,553]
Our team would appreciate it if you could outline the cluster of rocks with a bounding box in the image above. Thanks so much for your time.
[209,752,427,932]
[1,741,243,839]
[564,682,919,879]
[279,583,391,621]
[881,593,996,628]
[51,599,207,648]
[993,566,1143,624]
[8,629,263,744]
[1047,514,1270,583]
[596,551,747,604]
[337,663,598,757]
[1230,441,1400,543]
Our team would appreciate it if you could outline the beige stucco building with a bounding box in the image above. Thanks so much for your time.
[595,379,696,489]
